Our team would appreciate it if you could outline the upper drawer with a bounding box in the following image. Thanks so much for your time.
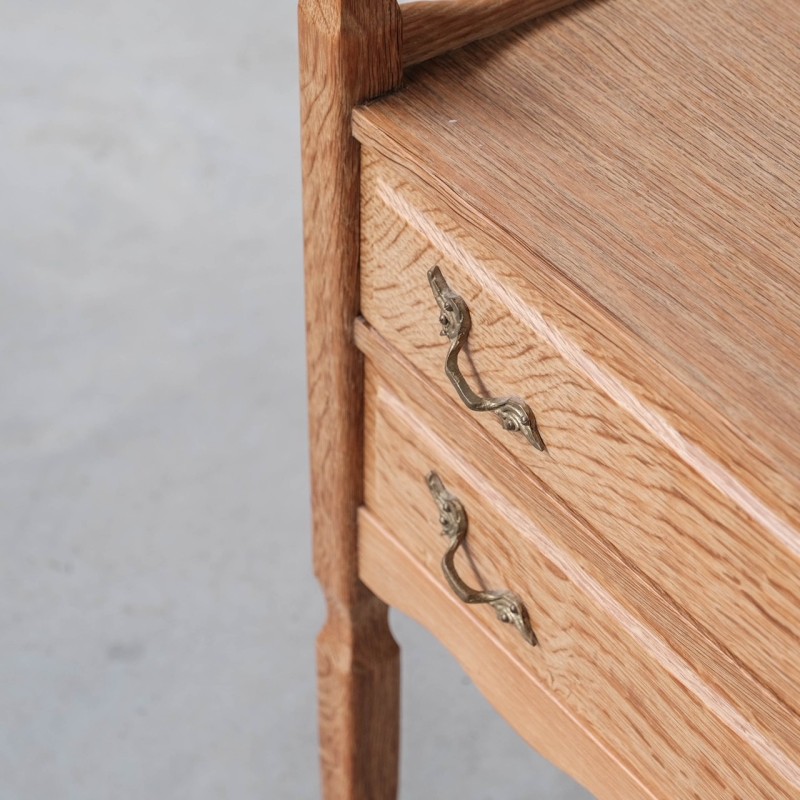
[358,148,800,739]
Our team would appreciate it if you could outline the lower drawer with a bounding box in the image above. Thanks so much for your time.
[358,509,648,800]
[360,363,798,800]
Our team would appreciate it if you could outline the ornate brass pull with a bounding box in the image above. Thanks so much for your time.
[428,266,545,451]
[426,472,538,647]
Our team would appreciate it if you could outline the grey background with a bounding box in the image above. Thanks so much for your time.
[0,1,592,797]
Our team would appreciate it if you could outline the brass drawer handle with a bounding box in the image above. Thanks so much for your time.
[428,266,545,451]
[426,472,538,647]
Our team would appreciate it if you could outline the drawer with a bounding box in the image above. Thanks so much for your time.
[357,517,648,800]
[359,148,800,727]
[360,363,799,800]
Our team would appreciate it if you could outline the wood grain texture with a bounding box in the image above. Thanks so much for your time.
[353,0,800,540]
[358,509,656,800]
[358,148,800,728]
[362,365,800,798]
[400,0,579,67]
[298,1,401,796]
[359,321,800,789]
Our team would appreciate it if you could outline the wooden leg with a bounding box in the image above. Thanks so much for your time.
[317,586,400,800]
[298,1,403,796]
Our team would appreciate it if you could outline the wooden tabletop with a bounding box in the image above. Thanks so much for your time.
[353,0,800,535]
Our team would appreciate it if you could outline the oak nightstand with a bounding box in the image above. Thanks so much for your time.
[299,1,800,797]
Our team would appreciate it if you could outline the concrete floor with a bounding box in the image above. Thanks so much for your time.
[0,2,593,797]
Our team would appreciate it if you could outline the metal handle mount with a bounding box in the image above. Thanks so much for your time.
[428,265,545,451]
[426,471,538,647]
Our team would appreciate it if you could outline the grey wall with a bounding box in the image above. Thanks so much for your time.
[0,2,592,797]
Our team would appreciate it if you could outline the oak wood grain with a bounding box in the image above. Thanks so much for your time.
[362,365,800,798]
[353,0,800,539]
[298,1,401,796]
[358,319,800,784]
[358,148,800,727]
[400,0,579,67]
[358,508,656,800]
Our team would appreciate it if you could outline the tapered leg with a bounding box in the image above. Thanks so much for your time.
[317,587,400,799]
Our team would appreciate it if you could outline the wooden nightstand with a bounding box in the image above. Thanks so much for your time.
[299,1,800,797]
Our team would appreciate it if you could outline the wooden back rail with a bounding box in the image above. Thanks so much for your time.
[299,0,579,797]
[401,0,581,66]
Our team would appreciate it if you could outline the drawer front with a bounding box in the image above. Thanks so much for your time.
[362,364,799,800]
[359,148,800,722]
[358,508,651,800]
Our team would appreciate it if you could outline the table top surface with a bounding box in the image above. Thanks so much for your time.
[354,0,800,530]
